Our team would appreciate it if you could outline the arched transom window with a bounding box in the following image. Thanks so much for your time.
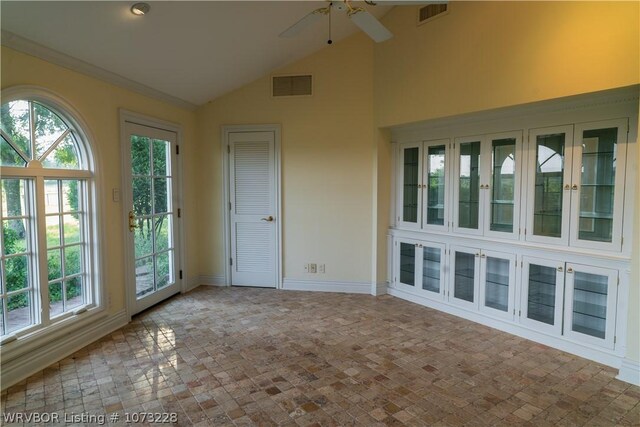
[1,96,97,340]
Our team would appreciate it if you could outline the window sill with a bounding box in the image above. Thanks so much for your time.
[0,305,107,364]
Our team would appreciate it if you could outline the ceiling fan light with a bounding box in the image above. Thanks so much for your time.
[131,2,150,16]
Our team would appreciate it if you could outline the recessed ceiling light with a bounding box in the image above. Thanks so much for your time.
[131,2,150,16]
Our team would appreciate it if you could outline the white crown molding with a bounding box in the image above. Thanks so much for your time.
[617,358,640,386]
[283,278,371,294]
[0,309,129,391]
[1,30,198,111]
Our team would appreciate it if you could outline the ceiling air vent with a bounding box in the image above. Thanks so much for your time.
[272,75,312,97]
[418,2,448,25]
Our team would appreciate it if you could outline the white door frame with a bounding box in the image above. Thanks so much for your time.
[119,109,186,319]
[222,125,282,289]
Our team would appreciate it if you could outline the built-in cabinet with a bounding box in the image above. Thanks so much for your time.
[395,237,446,300]
[525,119,627,251]
[389,90,636,366]
[398,139,450,231]
[453,132,522,240]
[519,257,618,349]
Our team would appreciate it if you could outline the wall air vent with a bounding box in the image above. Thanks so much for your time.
[418,2,448,25]
[272,75,312,97]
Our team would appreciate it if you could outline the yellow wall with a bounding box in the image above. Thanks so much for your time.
[196,34,375,283]
[1,46,199,315]
[374,1,639,127]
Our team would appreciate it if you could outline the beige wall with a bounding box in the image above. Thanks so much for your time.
[1,46,199,314]
[196,34,375,283]
[374,1,639,127]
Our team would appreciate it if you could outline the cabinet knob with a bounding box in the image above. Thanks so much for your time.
[567,268,574,273]
[572,184,578,190]
[557,266,563,272]
[481,253,486,258]
[475,253,480,257]
[564,184,571,190]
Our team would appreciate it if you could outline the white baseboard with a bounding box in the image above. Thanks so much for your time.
[282,278,370,294]
[373,281,388,296]
[388,286,623,370]
[617,358,640,386]
[198,275,227,287]
[1,309,129,391]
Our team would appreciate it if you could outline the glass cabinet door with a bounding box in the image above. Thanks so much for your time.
[396,240,417,289]
[423,140,448,230]
[398,143,422,229]
[454,139,482,234]
[564,263,617,348]
[484,132,522,239]
[570,120,627,251]
[450,246,479,309]
[420,243,445,299]
[479,250,515,319]
[526,126,573,245]
[520,257,564,334]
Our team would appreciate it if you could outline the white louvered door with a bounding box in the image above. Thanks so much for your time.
[229,131,277,287]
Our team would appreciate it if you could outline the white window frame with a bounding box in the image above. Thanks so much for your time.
[0,86,105,354]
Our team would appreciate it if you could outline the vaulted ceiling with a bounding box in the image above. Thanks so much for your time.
[1,1,394,108]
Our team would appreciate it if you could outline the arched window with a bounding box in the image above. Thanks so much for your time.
[0,90,98,339]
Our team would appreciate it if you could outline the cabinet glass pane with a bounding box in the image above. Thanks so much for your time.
[490,138,516,232]
[572,271,608,339]
[426,145,445,226]
[533,134,565,238]
[458,142,480,229]
[484,257,509,312]
[422,246,440,293]
[402,148,420,223]
[578,128,617,243]
[454,251,474,302]
[527,264,556,325]
[399,243,415,286]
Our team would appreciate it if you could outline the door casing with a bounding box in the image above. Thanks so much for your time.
[222,125,282,289]
[119,109,186,318]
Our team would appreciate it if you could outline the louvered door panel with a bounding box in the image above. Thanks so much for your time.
[235,223,273,273]
[234,143,271,215]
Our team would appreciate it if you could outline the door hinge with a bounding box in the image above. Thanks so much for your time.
[519,310,521,316]
[614,336,617,344]
[227,145,230,154]
[177,208,181,218]
[617,277,620,285]
[176,145,180,155]
[230,257,233,266]
[229,202,232,211]
[179,270,183,280]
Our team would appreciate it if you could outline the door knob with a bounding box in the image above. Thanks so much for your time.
[261,216,274,222]
[572,184,578,190]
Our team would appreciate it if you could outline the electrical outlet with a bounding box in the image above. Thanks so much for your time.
[304,264,309,273]
[310,263,317,273]
[318,264,325,273]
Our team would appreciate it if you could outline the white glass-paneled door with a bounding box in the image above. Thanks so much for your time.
[123,121,181,315]
[228,130,278,288]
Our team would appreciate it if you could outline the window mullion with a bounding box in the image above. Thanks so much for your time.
[29,101,36,161]
[34,176,50,326]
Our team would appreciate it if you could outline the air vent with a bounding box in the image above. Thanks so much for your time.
[272,75,312,97]
[418,2,448,25]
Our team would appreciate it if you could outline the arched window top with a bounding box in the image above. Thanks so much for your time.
[1,99,88,170]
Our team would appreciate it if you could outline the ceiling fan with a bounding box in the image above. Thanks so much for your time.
[279,0,396,44]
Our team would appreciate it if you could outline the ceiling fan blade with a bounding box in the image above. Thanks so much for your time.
[279,8,328,38]
[348,9,393,42]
